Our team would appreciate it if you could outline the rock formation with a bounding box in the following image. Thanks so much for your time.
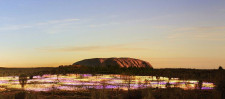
[73,57,153,68]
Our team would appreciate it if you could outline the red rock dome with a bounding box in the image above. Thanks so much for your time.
[73,57,153,68]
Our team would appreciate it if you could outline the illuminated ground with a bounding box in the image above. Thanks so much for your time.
[0,74,214,92]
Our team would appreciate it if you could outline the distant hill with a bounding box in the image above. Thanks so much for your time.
[73,57,153,68]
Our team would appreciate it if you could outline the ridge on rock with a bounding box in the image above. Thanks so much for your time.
[73,58,153,68]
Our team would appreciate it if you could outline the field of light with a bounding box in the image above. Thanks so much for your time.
[0,74,214,91]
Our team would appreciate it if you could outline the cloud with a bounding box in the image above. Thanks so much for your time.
[39,46,101,52]
[37,45,148,52]
[36,18,80,26]
[88,22,120,28]
[0,16,14,22]
[167,26,225,41]
[174,26,225,32]
[0,18,80,31]
[0,25,33,31]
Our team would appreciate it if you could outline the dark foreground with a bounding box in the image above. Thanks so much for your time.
[0,66,224,83]
[0,88,221,99]
[0,66,224,99]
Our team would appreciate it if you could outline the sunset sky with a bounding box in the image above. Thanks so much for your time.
[0,0,225,69]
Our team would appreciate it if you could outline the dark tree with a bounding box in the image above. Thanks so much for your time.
[198,80,203,90]
[216,79,225,99]
[29,75,33,79]
[218,66,223,70]
[19,74,28,88]
[166,81,171,88]
[15,92,26,99]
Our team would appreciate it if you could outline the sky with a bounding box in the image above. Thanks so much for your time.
[0,0,225,69]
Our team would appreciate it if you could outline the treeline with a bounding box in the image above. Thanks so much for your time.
[1,65,225,98]
[150,68,225,83]
[54,65,225,83]
[0,67,56,77]
[1,65,224,84]
[55,65,154,75]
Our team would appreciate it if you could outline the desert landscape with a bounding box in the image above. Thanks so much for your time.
[1,0,225,99]
[0,58,224,99]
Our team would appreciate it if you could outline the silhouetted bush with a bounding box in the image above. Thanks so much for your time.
[19,74,28,88]
[218,66,223,70]
[216,79,225,99]
[15,91,26,99]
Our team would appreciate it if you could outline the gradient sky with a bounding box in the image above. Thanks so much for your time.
[0,0,225,69]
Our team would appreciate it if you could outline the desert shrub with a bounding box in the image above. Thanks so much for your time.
[142,88,155,99]
[19,74,28,88]
[123,90,142,99]
[216,79,225,99]
[91,89,108,99]
[25,92,38,99]
[15,91,26,99]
